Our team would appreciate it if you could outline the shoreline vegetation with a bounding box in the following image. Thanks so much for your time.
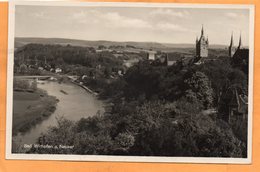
[71,80,98,96]
[65,78,113,112]
[12,79,58,136]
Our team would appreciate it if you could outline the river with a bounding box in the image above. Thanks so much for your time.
[14,80,105,147]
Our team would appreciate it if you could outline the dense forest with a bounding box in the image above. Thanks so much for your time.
[15,44,148,69]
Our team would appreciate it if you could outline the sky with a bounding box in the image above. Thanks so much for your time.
[15,5,250,46]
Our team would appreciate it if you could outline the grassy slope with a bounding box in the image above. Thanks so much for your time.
[12,90,57,135]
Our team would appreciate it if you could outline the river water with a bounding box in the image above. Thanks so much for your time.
[14,80,105,146]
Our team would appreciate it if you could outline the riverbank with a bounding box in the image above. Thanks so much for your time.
[12,89,58,136]
[70,80,114,112]
[70,80,98,96]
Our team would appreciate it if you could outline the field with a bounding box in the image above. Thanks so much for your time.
[12,89,57,135]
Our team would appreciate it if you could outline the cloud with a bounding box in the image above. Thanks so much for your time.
[150,9,190,18]
[154,22,189,32]
[70,10,192,32]
[70,10,99,24]
[103,12,151,29]
[70,10,151,29]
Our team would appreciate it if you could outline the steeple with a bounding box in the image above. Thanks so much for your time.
[196,25,208,58]
[201,24,204,36]
[230,32,233,47]
[238,33,242,49]
[229,32,235,58]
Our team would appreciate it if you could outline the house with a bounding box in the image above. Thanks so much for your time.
[55,68,62,73]
[38,67,44,70]
[81,75,88,80]
[218,87,248,123]
[147,51,157,61]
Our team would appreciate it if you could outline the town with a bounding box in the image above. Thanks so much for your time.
[12,26,249,157]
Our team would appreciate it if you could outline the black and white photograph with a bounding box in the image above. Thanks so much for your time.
[6,1,254,163]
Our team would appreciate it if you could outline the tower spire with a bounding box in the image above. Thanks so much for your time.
[229,32,235,58]
[238,32,242,49]
[201,24,204,36]
[230,32,233,47]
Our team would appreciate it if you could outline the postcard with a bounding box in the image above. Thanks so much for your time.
[6,1,254,163]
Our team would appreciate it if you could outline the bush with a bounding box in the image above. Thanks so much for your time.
[114,132,135,149]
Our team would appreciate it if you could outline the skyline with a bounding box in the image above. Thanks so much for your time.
[15,5,250,46]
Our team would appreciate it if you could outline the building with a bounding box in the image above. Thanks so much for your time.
[55,68,62,73]
[229,33,243,58]
[232,48,249,74]
[147,51,157,60]
[228,33,236,58]
[229,34,249,74]
[196,25,209,58]
[218,87,248,123]
[38,67,44,71]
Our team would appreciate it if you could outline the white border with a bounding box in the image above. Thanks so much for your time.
[6,1,255,164]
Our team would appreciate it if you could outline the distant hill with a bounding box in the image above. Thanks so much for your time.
[15,37,228,50]
[15,37,166,49]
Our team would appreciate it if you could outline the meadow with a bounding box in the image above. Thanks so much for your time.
[12,89,57,135]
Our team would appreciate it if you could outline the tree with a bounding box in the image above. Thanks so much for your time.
[129,102,243,157]
[184,71,214,109]
[98,45,106,50]
[123,61,167,100]
[104,67,112,78]
[113,132,135,154]
[73,132,113,155]
[196,59,231,106]
[19,64,27,74]
[29,117,75,154]
[175,96,203,118]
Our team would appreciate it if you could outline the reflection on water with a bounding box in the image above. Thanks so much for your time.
[14,80,104,146]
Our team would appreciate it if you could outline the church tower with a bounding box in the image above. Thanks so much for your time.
[196,25,209,58]
[237,33,242,49]
[228,32,236,57]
